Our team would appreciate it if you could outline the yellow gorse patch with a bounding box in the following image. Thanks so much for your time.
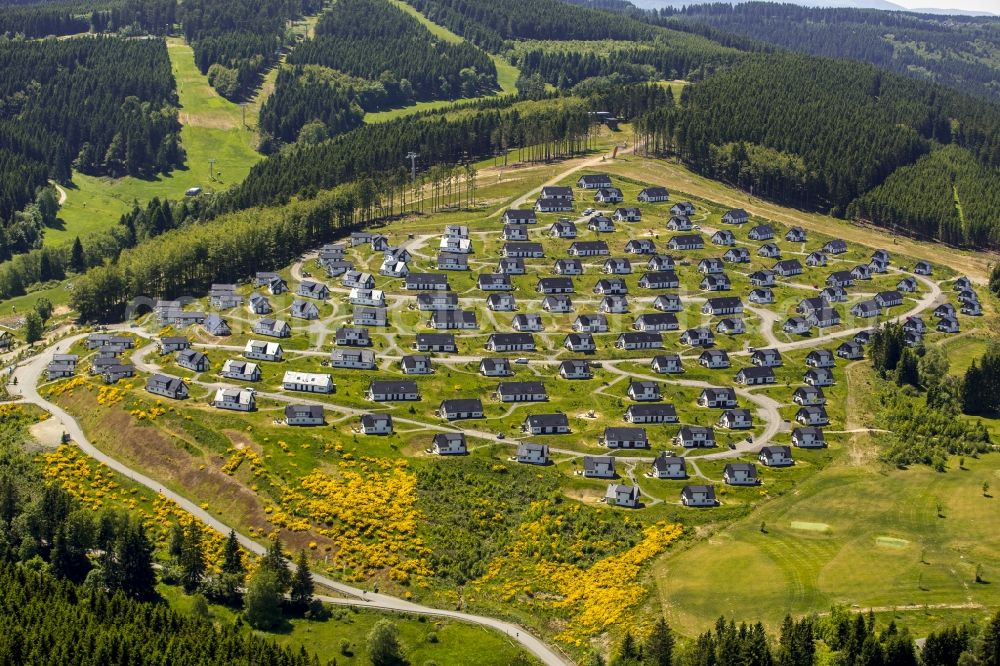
[476,500,683,646]
[270,457,433,583]
[41,445,229,570]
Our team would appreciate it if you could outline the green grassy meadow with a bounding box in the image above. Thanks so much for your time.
[161,586,535,665]
[48,38,263,247]
[655,449,1000,636]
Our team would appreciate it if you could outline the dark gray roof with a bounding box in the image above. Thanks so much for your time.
[604,426,647,440]
[653,453,685,472]
[369,380,418,394]
[725,463,758,478]
[488,332,534,345]
[440,398,483,412]
[497,381,546,395]
[415,333,456,345]
[285,404,323,418]
[525,413,569,427]
[626,403,676,417]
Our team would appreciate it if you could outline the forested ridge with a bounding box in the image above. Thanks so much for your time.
[258,66,367,146]
[0,36,182,258]
[179,0,323,100]
[511,37,743,88]
[401,0,663,52]
[659,2,1000,104]
[849,145,1000,248]
[292,0,496,100]
[227,99,595,213]
[260,0,498,145]
[633,53,1000,248]
[0,0,176,37]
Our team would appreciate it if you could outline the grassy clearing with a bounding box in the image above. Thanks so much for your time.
[48,38,263,247]
[160,585,535,665]
[654,449,1000,636]
[940,333,994,377]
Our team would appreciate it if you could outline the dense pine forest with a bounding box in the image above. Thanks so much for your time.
[849,145,1000,248]
[179,0,323,100]
[0,36,181,258]
[259,0,498,145]
[227,98,595,213]
[599,610,1000,666]
[258,66,367,147]
[660,3,1000,104]
[0,564,320,666]
[511,37,743,88]
[291,0,496,100]
[0,0,175,37]
[402,0,662,52]
[633,53,1000,247]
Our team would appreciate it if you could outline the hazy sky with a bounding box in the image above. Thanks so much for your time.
[896,0,997,12]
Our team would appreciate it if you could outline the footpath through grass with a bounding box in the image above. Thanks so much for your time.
[48,38,263,247]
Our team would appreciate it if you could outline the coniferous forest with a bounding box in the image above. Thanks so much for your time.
[0,36,181,258]
[179,0,323,100]
[259,0,498,146]
[292,0,496,101]
[660,2,1000,104]
[632,53,1000,247]
[0,0,176,37]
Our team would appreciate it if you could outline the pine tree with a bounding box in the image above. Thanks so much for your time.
[115,522,157,601]
[895,348,919,387]
[24,311,43,344]
[50,524,73,581]
[290,549,314,612]
[744,622,773,666]
[614,631,640,664]
[168,521,185,561]
[884,631,918,666]
[859,636,885,666]
[179,523,206,593]
[981,611,1000,666]
[221,530,244,575]
[215,530,246,607]
[643,616,674,666]
[962,361,984,414]
[0,476,19,526]
[262,536,291,591]
[70,237,86,273]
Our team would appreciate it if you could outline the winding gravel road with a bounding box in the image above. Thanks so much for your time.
[8,335,574,666]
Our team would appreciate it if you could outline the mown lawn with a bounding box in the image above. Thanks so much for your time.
[654,450,1000,636]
